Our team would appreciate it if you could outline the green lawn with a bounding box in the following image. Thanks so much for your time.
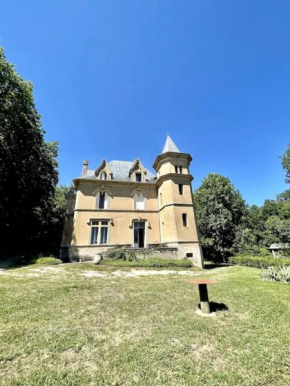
[0,263,290,385]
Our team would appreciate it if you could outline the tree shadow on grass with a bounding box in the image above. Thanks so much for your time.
[0,257,28,270]
[203,261,233,270]
[198,302,229,312]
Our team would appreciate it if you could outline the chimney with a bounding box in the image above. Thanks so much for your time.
[82,160,89,176]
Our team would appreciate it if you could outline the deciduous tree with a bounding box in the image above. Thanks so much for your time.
[281,143,290,184]
[0,47,58,256]
[194,173,247,262]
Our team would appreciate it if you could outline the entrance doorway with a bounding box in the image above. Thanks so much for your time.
[133,222,145,248]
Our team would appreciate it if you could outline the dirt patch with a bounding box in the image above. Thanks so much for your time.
[81,269,201,278]
[82,271,106,278]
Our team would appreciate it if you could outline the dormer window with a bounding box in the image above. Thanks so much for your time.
[136,173,142,182]
[100,171,107,180]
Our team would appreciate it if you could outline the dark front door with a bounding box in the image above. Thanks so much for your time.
[134,222,145,248]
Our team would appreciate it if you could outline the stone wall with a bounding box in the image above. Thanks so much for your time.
[60,244,203,268]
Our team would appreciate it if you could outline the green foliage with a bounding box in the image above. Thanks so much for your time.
[39,185,70,255]
[234,194,290,253]
[230,255,290,269]
[35,257,62,265]
[101,258,193,268]
[194,173,247,262]
[264,216,290,245]
[0,47,59,256]
[277,189,290,203]
[105,248,139,261]
[261,266,290,283]
[281,143,290,184]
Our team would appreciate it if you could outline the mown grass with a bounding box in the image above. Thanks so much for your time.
[0,263,290,385]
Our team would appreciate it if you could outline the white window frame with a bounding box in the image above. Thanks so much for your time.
[90,219,109,245]
[135,172,142,182]
[96,192,108,209]
[100,171,107,180]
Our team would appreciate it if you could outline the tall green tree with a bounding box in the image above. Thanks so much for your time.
[39,186,70,256]
[194,173,247,262]
[281,143,290,184]
[0,47,58,256]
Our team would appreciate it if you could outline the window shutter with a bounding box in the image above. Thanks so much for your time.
[135,193,144,210]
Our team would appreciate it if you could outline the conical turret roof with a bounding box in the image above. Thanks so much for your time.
[162,135,180,154]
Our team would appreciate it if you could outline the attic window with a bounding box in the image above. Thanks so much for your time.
[100,171,107,180]
[136,173,142,182]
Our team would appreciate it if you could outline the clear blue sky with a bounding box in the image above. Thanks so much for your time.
[1,1,289,206]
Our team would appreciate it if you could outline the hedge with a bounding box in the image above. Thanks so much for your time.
[101,258,193,268]
[229,255,290,269]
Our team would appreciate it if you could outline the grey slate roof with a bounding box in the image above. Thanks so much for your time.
[108,160,156,182]
[162,135,180,154]
[78,160,156,183]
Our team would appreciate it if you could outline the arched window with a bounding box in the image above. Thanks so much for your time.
[100,171,107,180]
[97,192,108,209]
[134,193,144,210]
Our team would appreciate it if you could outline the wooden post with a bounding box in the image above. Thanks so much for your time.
[188,279,217,315]
[198,284,210,314]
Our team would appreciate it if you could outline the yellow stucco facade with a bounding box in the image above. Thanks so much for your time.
[61,136,203,267]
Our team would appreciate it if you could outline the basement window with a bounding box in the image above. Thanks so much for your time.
[182,213,188,227]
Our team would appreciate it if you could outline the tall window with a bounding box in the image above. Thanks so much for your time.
[182,213,188,227]
[175,166,182,174]
[178,184,183,195]
[97,192,108,209]
[100,171,107,180]
[90,220,109,244]
[134,193,144,210]
[136,173,142,182]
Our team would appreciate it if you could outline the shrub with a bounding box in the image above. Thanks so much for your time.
[101,258,193,268]
[242,246,271,257]
[104,248,138,262]
[229,255,290,269]
[35,257,62,265]
[261,266,290,283]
